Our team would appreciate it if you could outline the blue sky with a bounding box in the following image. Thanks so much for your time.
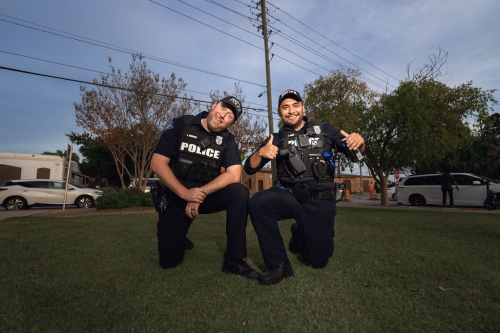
[1,0,499,166]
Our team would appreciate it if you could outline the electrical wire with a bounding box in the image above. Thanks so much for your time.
[212,0,388,90]
[0,49,269,109]
[147,0,325,77]
[266,0,400,82]
[0,15,268,90]
[0,65,275,118]
[268,13,397,89]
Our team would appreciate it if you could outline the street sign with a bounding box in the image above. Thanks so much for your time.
[394,171,400,179]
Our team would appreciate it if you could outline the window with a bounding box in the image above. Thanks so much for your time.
[403,176,424,186]
[20,181,49,188]
[36,168,51,179]
[454,175,478,186]
[424,175,441,185]
[48,181,65,189]
[248,179,252,190]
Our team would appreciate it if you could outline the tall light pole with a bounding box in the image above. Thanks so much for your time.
[260,0,276,181]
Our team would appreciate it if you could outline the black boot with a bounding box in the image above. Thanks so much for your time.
[222,257,261,280]
[259,259,294,285]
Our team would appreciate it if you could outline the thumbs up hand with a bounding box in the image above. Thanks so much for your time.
[258,134,279,160]
[340,130,365,150]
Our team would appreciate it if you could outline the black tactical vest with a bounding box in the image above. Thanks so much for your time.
[171,115,229,185]
[277,121,334,184]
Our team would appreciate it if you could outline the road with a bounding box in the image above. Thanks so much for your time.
[1,193,498,221]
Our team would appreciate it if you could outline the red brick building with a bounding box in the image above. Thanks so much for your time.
[242,165,374,196]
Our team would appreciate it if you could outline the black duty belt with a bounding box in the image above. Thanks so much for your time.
[278,185,333,201]
[308,190,333,200]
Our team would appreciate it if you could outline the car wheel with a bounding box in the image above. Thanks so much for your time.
[76,196,94,208]
[392,193,398,201]
[484,197,497,210]
[5,197,27,210]
[409,194,426,206]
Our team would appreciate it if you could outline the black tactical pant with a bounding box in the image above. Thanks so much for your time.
[249,187,335,269]
[157,183,250,269]
[442,188,454,206]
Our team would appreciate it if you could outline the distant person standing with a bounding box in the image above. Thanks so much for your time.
[440,170,459,207]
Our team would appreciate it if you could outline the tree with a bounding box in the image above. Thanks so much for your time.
[436,112,500,179]
[65,131,125,187]
[41,150,80,164]
[302,51,497,206]
[208,83,267,159]
[303,68,378,174]
[303,68,378,133]
[74,54,198,189]
[363,78,496,205]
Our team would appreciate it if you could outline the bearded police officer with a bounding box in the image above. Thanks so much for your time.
[151,96,260,280]
[244,89,365,285]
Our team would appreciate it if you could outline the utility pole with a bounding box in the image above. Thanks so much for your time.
[63,144,73,211]
[359,161,363,194]
[260,0,276,181]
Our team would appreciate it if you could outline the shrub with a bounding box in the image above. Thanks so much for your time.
[142,192,154,207]
[96,188,149,210]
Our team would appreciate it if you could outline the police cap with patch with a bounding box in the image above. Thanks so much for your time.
[278,89,302,108]
[220,96,242,121]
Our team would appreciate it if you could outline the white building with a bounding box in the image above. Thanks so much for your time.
[0,152,86,186]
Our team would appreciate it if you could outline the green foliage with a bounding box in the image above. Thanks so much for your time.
[41,150,80,164]
[98,187,116,194]
[304,68,377,133]
[96,188,153,209]
[429,112,500,178]
[66,131,130,187]
[302,57,498,206]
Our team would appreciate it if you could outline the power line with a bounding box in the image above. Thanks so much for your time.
[0,49,269,109]
[0,15,268,89]
[175,0,331,76]
[266,0,400,82]
[0,65,274,117]
[268,14,397,89]
[147,0,325,78]
[211,0,387,90]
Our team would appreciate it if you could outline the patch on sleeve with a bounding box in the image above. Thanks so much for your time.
[164,120,174,131]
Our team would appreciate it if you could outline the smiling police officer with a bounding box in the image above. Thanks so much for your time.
[150,96,260,280]
[245,89,365,285]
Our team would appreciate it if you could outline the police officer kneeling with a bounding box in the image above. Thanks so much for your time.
[151,96,259,280]
[244,89,365,285]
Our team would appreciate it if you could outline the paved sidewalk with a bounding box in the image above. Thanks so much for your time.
[338,193,499,214]
[1,193,498,221]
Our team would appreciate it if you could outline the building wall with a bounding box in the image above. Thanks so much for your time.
[242,166,273,196]
[0,152,82,185]
[242,164,374,196]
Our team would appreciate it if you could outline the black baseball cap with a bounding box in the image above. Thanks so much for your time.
[220,96,242,121]
[278,89,302,108]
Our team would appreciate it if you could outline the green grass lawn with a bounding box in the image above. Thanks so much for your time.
[1,208,499,332]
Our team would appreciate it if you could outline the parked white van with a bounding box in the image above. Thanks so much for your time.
[398,173,500,207]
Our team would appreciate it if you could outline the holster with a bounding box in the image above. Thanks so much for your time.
[293,183,310,204]
[150,180,168,213]
[333,182,346,202]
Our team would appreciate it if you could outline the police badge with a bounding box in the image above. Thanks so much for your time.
[313,125,321,134]
[215,136,223,145]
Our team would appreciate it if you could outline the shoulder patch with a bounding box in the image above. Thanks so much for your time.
[164,120,174,131]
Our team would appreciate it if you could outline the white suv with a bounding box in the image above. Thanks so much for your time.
[0,179,104,210]
[398,173,500,207]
